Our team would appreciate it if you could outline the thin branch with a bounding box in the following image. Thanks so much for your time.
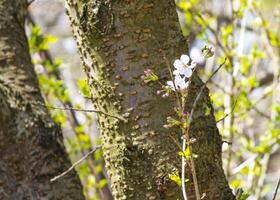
[27,0,36,6]
[181,58,227,200]
[222,140,232,145]
[234,90,272,119]
[168,135,183,152]
[157,50,187,200]
[27,13,84,128]
[163,55,183,111]
[194,11,231,56]
[41,104,125,121]
[272,177,280,200]
[188,58,228,124]
[232,155,257,175]
[152,37,182,110]
[50,145,102,182]
[27,14,113,198]
[216,95,239,123]
[251,106,270,119]
[181,136,189,200]
[211,80,234,96]
[252,7,280,58]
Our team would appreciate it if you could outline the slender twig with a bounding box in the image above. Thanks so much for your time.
[181,58,227,200]
[181,136,188,200]
[27,13,83,128]
[163,55,182,110]
[251,106,270,119]
[234,6,247,77]
[27,0,36,6]
[216,95,239,123]
[187,58,227,124]
[27,14,113,198]
[211,80,234,96]
[234,90,272,118]
[154,40,183,110]
[194,11,230,56]
[51,145,102,182]
[44,104,125,121]
[151,35,183,110]
[168,135,183,151]
[222,140,232,145]
[252,7,280,59]
[232,155,257,175]
[152,36,189,199]
[272,177,280,200]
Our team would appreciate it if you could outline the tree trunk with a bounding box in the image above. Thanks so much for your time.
[66,0,235,199]
[0,0,84,199]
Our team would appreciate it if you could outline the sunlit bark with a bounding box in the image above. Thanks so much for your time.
[66,0,235,199]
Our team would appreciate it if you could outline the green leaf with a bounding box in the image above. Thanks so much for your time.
[240,56,251,75]
[268,30,279,47]
[231,179,241,189]
[98,179,107,189]
[236,188,250,200]
[77,79,90,97]
[94,164,103,173]
[178,146,191,159]
[168,173,182,186]
[28,25,57,52]
[221,25,233,45]
[51,110,66,125]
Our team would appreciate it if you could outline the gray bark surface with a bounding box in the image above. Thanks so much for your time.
[66,0,235,199]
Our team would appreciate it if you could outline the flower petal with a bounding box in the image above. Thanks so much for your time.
[180,54,190,65]
[173,69,180,75]
[182,81,189,89]
[173,59,183,69]
[167,80,174,86]
[189,61,197,69]
[178,81,189,91]
[182,68,193,78]
[176,67,186,74]
[174,75,184,85]
[166,81,175,91]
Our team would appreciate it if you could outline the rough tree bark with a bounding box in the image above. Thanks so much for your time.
[66,0,235,199]
[0,0,84,199]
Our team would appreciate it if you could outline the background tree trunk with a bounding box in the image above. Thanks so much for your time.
[0,0,84,199]
[66,0,235,199]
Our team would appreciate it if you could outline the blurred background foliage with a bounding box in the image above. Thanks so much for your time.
[176,0,280,199]
[28,0,279,199]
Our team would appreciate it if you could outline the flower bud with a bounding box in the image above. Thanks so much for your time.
[202,45,214,58]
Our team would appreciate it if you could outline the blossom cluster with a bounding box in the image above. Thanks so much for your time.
[166,54,197,92]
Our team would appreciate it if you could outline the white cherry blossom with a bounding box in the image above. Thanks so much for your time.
[165,54,198,93]
[173,54,196,78]
[166,75,189,91]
